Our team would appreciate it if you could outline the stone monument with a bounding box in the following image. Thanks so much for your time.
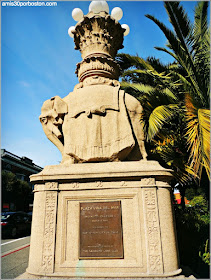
[26,1,182,278]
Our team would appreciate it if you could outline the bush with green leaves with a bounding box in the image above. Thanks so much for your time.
[199,239,210,266]
[2,170,32,212]
[174,196,209,277]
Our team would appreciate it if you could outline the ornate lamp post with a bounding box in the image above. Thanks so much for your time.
[25,1,182,278]
[39,0,147,164]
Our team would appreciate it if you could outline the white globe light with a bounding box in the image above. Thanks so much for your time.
[121,24,130,36]
[101,1,109,13]
[111,7,123,21]
[89,1,109,14]
[68,26,75,38]
[72,8,84,21]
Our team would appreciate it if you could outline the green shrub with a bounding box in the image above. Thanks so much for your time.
[174,195,210,278]
[199,239,210,265]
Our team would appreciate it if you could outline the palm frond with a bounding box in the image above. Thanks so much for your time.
[192,1,209,49]
[120,81,154,95]
[151,138,194,185]
[145,14,182,55]
[174,72,191,87]
[148,104,179,140]
[198,109,210,179]
[164,1,191,47]
[185,94,210,179]
[146,7,207,108]
[155,47,178,60]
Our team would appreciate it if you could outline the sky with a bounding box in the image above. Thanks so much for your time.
[1,0,200,167]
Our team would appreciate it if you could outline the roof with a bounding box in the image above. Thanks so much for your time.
[1,149,43,174]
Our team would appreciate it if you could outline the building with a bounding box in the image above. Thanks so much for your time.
[1,149,43,212]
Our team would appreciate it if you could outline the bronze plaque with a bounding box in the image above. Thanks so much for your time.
[79,201,124,259]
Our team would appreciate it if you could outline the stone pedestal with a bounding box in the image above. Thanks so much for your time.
[27,161,181,278]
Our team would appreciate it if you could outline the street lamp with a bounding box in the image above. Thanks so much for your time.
[72,8,84,21]
[68,26,75,38]
[89,0,109,14]
[69,1,130,38]
[111,7,123,21]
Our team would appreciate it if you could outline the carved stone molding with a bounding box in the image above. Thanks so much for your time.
[73,12,124,84]
[45,182,59,190]
[72,182,80,189]
[143,188,163,274]
[41,192,57,273]
[156,181,170,187]
[94,181,104,188]
[140,178,156,187]
[74,12,124,59]
[75,76,120,89]
[120,181,127,187]
[34,184,44,192]
[76,55,121,82]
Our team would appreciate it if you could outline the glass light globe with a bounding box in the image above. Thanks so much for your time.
[68,26,75,38]
[100,1,109,13]
[72,8,84,21]
[89,1,109,14]
[111,7,123,21]
[121,24,130,36]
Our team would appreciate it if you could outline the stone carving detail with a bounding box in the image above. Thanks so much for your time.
[144,189,163,274]
[140,178,156,187]
[94,181,103,188]
[41,192,57,273]
[40,10,148,164]
[72,183,80,189]
[75,76,120,89]
[76,55,121,82]
[74,12,124,58]
[45,182,58,190]
[39,96,67,157]
[120,181,127,187]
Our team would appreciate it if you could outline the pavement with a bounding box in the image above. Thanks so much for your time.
[1,236,30,279]
[2,246,30,279]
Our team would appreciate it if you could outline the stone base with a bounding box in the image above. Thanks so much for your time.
[27,161,182,278]
[17,270,196,279]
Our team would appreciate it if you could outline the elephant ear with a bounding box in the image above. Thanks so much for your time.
[39,99,55,119]
[52,96,68,115]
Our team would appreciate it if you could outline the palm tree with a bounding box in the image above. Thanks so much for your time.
[118,54,193,199]
[117,1,210,190]
[145,1,210,181]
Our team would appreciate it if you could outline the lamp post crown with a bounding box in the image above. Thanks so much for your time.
[74,12,124,59]
[68,1,129,82]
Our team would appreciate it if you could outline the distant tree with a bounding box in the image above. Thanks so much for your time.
[2,171,32,212]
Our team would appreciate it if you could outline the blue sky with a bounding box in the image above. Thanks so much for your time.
[1,0,199,167]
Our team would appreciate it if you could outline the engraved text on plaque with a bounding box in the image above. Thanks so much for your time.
[79,201,123,259]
